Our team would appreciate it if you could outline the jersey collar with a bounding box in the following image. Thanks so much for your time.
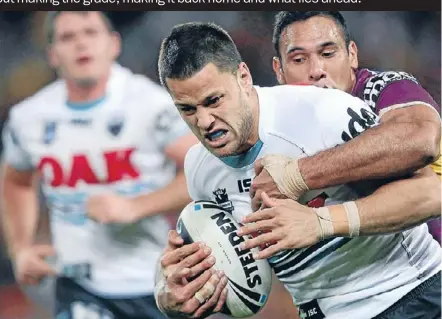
[219,139,264,168]
[66,96,106,110]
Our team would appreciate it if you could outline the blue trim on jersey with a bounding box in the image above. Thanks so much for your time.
[219,140,263,168]
[66,96,106,110]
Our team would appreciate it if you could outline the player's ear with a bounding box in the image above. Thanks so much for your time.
[272,57,286,85]
[348,41,358,70]
[110,31,122,60]
[237,62,253,91]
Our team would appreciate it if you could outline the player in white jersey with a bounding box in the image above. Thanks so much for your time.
[1,12,197,319]
[153,23,441,319]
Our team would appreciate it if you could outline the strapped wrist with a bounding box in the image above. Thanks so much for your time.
[313,201,361,240]
[262,155,309,201]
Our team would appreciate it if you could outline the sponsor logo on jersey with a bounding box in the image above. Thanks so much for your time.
[341,107,378,142]
[363,71,419,111]
[237,178,252,193]
[213,188,234,212]
[70,118,92,126]
[298,299,325,319]
[38,147,140,187]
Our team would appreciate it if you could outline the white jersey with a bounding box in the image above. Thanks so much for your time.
[2,64,190,297]
[184,85,441,318]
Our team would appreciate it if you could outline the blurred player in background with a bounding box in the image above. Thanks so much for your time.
[1,11,196,319]
[154,22,441,319]
[266,11,441,241]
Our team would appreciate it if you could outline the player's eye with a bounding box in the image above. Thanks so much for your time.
[292,56,306,64]
[205,95,223,107]
[322,51,336,58]
[85,28,98,37]
[59,32,75,42]
[180,106,197,115]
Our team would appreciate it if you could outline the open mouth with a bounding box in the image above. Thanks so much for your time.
[76,56,92,65]
[205,129,227,142]
[204,129,228,148]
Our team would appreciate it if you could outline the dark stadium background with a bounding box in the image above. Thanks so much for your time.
[0,11,440,319]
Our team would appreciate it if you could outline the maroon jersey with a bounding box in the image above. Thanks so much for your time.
[352,68,440,116]
[352,68,441,244]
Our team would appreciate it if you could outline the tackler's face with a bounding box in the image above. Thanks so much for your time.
[166,62,255,158]
[48,12,121,86]
[273,16,358,93]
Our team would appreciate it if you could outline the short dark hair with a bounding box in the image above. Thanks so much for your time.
[158,22,242,90]
[45,11,114,45]
[272,11,351,57]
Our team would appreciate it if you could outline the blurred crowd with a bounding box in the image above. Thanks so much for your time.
[0,11,440,319]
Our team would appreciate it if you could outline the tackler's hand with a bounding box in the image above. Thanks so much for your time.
[250,158,288,212]
[251,154,310,211]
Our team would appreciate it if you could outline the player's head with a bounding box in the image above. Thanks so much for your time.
[272,11,358,92]
[45,11,121,87]
[158,22,258,158]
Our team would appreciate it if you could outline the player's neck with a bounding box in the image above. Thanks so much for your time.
[348,68,358,93]
[65,76,108,103]
[246,87,260,146]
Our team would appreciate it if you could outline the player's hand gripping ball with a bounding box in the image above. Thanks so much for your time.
[176,201,272,318]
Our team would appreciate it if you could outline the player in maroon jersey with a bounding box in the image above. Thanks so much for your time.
[242,12,441,319]
[252,11,441,242]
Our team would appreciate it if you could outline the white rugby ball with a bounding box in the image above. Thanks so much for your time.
[176,200,272,318]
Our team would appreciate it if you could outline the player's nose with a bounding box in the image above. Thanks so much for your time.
[308,58,327,82]
[196,108,215,130]
[75,34,90,51]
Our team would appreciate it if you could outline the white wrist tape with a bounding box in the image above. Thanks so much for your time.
[343,201,361,237]
[313,201,361,240]
[314,207,335,240]
[261,155,309,201]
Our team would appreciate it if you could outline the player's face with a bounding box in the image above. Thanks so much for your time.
[48,12,121,87]
[273,16,358,93]
[166,63,257,158]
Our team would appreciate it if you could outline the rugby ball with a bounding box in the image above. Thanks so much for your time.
[176,200,272,318]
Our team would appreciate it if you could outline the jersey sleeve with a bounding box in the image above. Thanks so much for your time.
[153,102,191,151]
[280,87,381,155]
[183,144,204,201]
[363,71,440,117]
[1,116,33,171]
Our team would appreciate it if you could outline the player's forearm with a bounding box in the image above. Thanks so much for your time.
[331,167,440,237]
[1,168,39,257]
[131,171,192,219]
[299,117,440,190]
